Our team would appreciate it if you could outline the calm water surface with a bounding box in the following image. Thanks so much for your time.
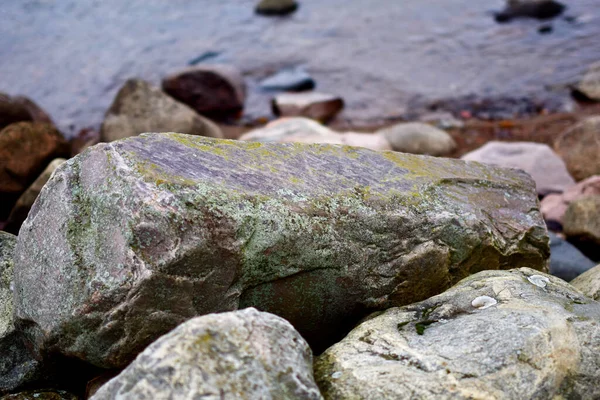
[1,0,599,135]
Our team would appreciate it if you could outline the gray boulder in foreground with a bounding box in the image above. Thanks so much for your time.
[15,133,548,368]
[315,268,600,400]
[91,308,322,400]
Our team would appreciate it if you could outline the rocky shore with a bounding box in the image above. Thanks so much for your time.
[2,0,600,399]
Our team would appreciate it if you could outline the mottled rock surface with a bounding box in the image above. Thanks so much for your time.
[0,122,69,220]
[0,232,43,394]
[15,133,548,368]
[315,268,600,400]
[5,159,66,235]
[378,122,456,157]
[555,116,600,182]
[162,65,246,120]
[0,390,77,400]
[91,309,322,400]
[462,141,574,195]
[0,93,52,131]
[272,92,344,123]
[571,264,600,300]
[100,79,222,142]
[548,232,595,281]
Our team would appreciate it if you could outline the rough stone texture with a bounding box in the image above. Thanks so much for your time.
[378,122,457,157]
[340,132,392,151]
[0,122,69,220]
[563,196,600,261]
[255,0,298,16]
[315,268,600,400]
[0,93,53,131]
[91,308,322,400]
[541,175,600,225]
[162,65,246,120]
[462,141,575,196]
[272,92,344,123]
[575,61,600,101]
[4,159,67,235]
[238,117,342,144]
[571,264,600,300]
[15,133,548,368]
[0,390,77,400]
[0,232,43,394]
[549,232,595,282]
[555,116,600,182]
[100,79,222,143]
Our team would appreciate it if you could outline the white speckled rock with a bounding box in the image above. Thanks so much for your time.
[315,268,600,400]
[91,308,323,400]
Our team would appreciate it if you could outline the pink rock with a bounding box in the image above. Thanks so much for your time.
[541,176,600,224]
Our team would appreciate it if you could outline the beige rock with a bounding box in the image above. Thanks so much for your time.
[563,196,600,259]
[272,92,344,123]
[462,141,575,195]
[239,117,342,144]
[100,79,222,142]
[571,264,600,300]
[315,268,600,400]
[340,132,392,151]
[4,158,67,234]
[377,122,456,156]
[162,64,246,120]
[541,175,600,224]
[555,116,600,181]
[575,61,600,101]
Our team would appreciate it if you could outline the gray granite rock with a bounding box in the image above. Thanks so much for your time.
[315,268,600,400]
[91,308,322,400]
[378,122,456,157]
[15,133,548,368]
[549,232,595,281]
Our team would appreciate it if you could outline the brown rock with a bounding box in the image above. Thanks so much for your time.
[272,92,344,123]
[70,128,100,157]
[162,65,246,120]
[563,196,600,261]
[555,116,600,181]
[4,158,67,235]
[0,93,53,131]
[0,123,69,219]
[101,79,223,142]
[541,176,600,225]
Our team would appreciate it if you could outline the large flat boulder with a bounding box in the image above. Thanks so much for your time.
[315,268,600,400]
[91,308,322,400]
[15,133,548,368]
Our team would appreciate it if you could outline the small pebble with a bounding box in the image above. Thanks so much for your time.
[471,295,497,309]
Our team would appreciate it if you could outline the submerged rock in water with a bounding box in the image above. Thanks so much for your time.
[162,65,246,120]
[91,308,322,400]
[15,133,548,368]
[260,67,315,92]
[461,141,575,196]
[100,79,222,143]
[315,268,600,400]
[255,0,298,16]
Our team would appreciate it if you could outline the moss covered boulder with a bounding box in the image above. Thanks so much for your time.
[15,133,548,368]
[91,308,322,400]
[315,268,600,400]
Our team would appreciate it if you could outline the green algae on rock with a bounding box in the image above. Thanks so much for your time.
[14,133,548,368]
[91,308,322,400]
[315,268,600,400]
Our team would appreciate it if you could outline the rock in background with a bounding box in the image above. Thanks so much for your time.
[162,65,246,121]
[255,0,298,16]
[14,133,548,368]
[377,122,456,157]
[575,61,600,101]
[100,79,222,142]
[541,175,600,227]
[272,92,344,123]
[91,308,322,400]
[0,123,69,220]
[554,116,600,182]
[0,93,53,131]
[563,196,600,262]
[571,264,600,300]
[461,141,574,196]
[548,232,595,281]
[315,268,600,400]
